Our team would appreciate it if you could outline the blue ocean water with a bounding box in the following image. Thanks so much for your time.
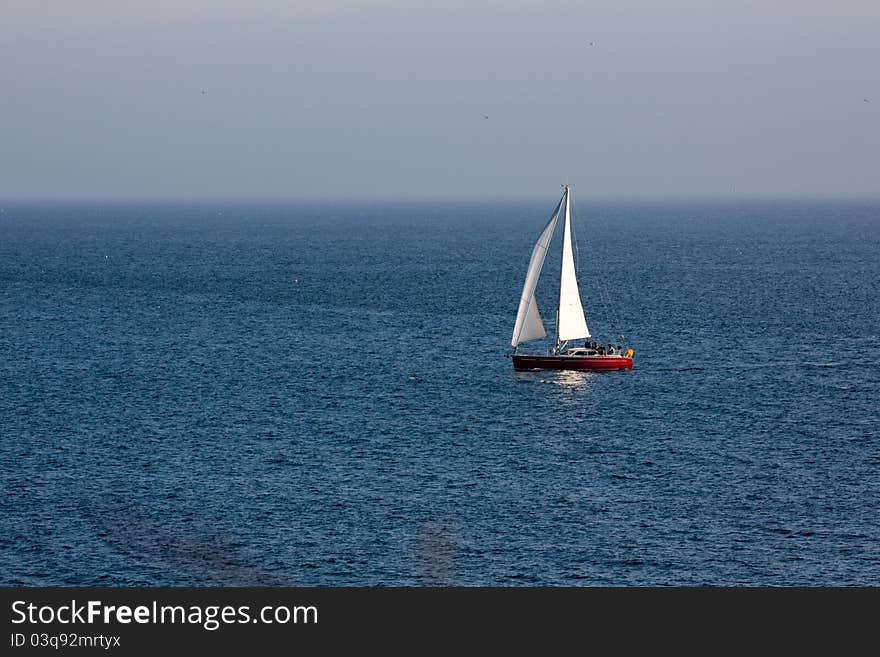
[1,199,878,586]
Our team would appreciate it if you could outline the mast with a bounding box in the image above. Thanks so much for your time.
[554,185,570,353]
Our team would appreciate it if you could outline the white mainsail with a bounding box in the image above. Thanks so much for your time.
[510,198,563,347]
[556,186,591,342]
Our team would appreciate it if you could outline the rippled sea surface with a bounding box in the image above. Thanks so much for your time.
[1,199,878,586]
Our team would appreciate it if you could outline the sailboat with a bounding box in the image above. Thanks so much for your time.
[510,184,633,371]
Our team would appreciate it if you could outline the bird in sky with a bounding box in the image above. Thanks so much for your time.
[484,115,489,119]
[864,98,871,103]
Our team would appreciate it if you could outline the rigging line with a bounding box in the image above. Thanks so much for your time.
[598,251,623,343]
[571,190,623,343]
[570,190,582,276]
[570,190,602,338]
[570,189,605,330]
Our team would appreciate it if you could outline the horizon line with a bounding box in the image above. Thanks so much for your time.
[3,193,880,205]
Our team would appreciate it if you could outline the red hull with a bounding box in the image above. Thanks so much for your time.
[512,354,633,371]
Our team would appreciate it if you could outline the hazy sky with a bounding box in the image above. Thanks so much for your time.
[2,1,878,200]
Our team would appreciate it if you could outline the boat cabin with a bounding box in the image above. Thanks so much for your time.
[563,347,598,356]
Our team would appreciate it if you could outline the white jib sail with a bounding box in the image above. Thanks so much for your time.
[511,199,563,347]
[556,188,590,342]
